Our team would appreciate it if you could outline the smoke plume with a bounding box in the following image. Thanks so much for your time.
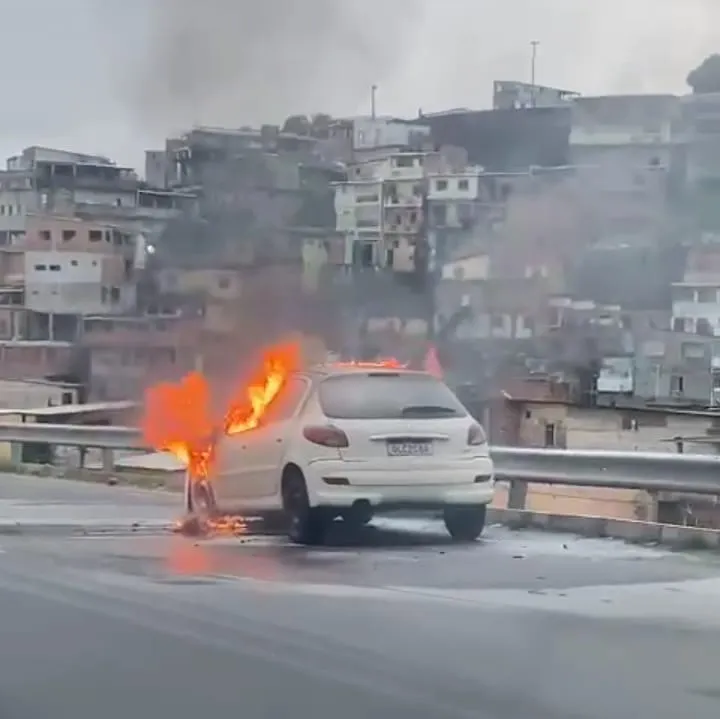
[131,0,423,132]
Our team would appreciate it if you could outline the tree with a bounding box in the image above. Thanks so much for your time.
[281,114,311,135]
[687,54,720,94]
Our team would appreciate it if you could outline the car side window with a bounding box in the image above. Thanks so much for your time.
[261,377,309,425]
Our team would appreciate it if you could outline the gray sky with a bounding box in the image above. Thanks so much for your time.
[2,0,718,174]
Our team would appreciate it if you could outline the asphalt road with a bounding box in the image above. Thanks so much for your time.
[2,474,720,718]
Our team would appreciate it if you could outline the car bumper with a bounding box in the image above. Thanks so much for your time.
[304,457,495,509]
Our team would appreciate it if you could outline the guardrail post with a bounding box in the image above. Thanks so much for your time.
[101,448,114,474]
[507,478,528,510]
[10,441,22,465]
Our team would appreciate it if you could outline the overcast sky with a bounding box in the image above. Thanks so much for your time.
[2,0,718,174]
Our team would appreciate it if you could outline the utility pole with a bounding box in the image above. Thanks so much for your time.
[371,85,377,119]
[530,41,539,107]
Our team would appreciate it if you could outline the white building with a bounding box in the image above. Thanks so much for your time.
[335,150,464,272]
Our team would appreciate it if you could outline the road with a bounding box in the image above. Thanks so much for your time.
[1,473,720,718]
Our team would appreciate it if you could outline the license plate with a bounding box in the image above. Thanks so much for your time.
[386,441,433,457]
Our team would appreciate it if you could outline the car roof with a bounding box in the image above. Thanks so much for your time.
[299,363,434,379]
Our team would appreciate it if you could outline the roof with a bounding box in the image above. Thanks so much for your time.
[304,363,428,377]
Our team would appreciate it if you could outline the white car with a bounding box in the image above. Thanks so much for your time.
[186,364,495,544]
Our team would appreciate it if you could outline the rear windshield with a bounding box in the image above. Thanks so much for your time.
[318,373,468,419]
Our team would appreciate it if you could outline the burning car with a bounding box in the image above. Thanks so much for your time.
[143,344,495,545]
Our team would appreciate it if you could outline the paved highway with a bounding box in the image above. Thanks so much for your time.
[1,474,720,718]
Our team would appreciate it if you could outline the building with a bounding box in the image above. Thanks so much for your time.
[19,215,138,341]
[412,106,572,171]
[322,116,432,163]
[81,313,203,400]
[493,81,579,110]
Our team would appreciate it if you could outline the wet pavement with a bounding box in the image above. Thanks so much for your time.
[0,472,175,532]
[2,474,720,718]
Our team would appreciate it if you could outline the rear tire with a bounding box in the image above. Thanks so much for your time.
[282,469,329,546]
[443,505,487,542]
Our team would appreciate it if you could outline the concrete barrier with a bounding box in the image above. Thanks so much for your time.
[487,507,720,550]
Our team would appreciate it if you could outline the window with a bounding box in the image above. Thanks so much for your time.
[673,287,694,302]
[110,287,120,302]
[62,230,76,242]
[682,341,705,359]
[40,230,51,242]
[435,180,448,191]
[49,264,61,271]
[698,288,717,303]
[672,317,687,332]
[670,375,685,394]
[318,374,466,420]
[34,264,47,271]
[71,260,78,267]
[544,423,556,447]
[217,276,230,289]
[89,230,102,242]
[395,156,414,168]
[491,315,505,329]
[0,206,4,215]
[696,318,713,336]
[458,179,469,191]
[262,377,310,424]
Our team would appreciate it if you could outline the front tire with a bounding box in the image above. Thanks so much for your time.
[443,505,487,542]
[184,474,217,517]
[282,470,329,545]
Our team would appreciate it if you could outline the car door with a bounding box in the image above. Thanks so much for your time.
[217,376,310,501]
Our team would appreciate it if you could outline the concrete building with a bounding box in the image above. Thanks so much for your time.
[322,116,432,163]
[493,81,579,110]
[81,313,203,401]
[412,106,572,171]
[19,215,138,341]
[0,145,194,254]
[682,92,720,185]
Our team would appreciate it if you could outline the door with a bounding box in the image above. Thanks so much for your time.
[216,376,310,501]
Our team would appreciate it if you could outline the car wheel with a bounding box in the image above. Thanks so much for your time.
[184,474,218,517]
[443,505,487,542]
[282,470,328,546]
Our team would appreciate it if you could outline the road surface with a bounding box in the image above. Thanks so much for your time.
[1,473,720,718]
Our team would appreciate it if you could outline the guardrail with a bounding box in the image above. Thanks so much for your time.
[1,423,720,508]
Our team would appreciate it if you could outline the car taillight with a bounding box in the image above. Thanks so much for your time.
[467,423,487,446]
[303,425,349,448]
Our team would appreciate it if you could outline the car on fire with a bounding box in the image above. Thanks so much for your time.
[187,363,495,545]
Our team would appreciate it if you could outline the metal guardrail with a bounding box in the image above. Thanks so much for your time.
[0,423,144,450]
[1,423,720,499]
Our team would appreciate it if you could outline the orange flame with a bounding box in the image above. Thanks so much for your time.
[141,372,215,480]
[141,341,300,483]
[224,342,300,435]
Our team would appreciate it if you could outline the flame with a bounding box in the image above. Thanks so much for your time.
[142,372,215,481]
[224,342,300,435]
[142,341,300,485]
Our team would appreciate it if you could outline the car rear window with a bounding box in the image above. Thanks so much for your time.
[318,373,468,419]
